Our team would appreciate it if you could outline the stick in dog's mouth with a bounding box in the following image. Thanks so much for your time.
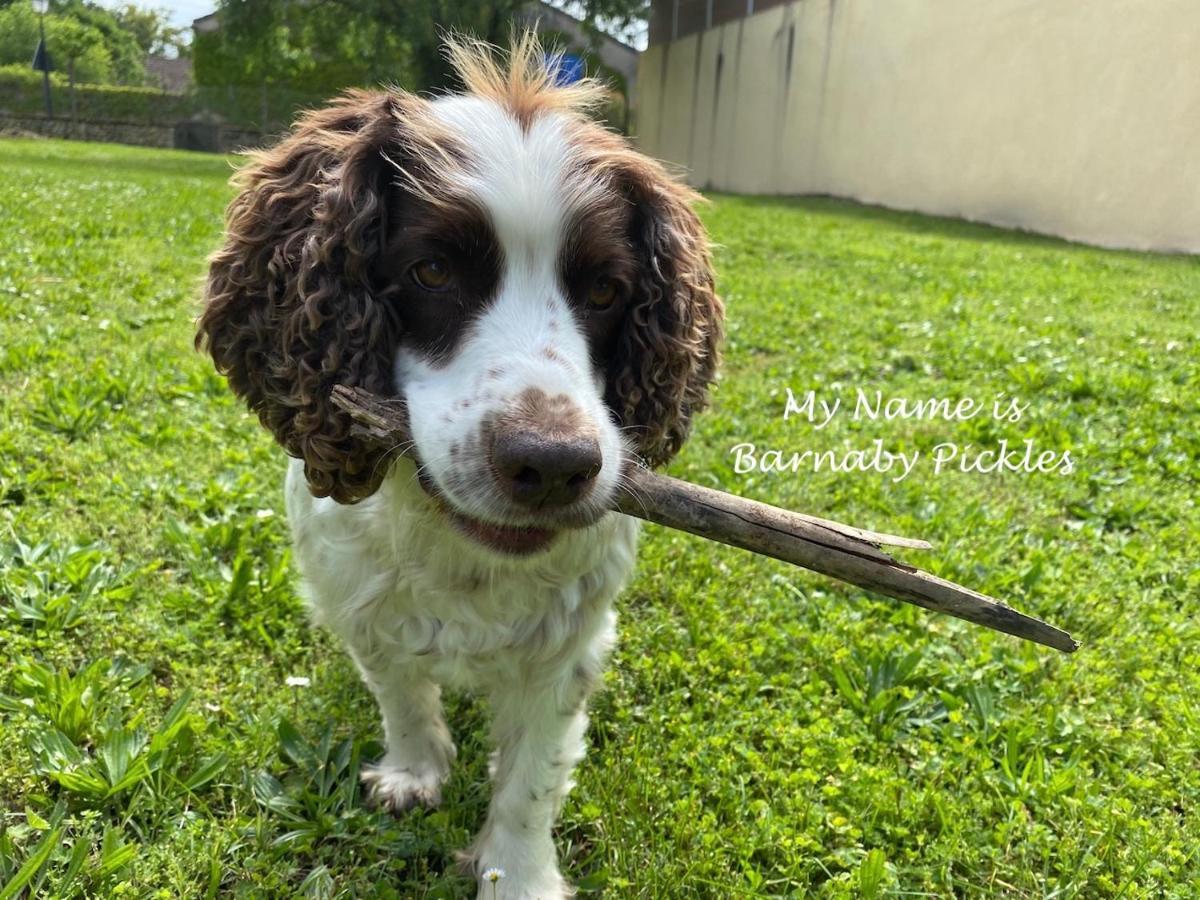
[329,384,1079,654]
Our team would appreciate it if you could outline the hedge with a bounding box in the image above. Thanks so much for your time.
[0,64,326,130]
[0,65,191,123]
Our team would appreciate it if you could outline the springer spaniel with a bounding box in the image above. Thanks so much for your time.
[197,36,722,899]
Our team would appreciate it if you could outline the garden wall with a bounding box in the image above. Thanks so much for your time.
[636,0,1200,253]
[0,114,269,154]
[0,114,173,148]
[0,67,307,153]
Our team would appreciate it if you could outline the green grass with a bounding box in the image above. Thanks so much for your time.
[0,136,1197,898]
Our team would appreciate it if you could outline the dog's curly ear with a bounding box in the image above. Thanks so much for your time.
[197,90,425,503]
[607,160,723,469]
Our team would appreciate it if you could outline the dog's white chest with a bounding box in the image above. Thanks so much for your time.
[286,460,640,689]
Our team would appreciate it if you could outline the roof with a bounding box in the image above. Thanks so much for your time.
[145,54,194,94]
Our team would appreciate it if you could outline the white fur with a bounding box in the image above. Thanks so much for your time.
[287,99,642,899]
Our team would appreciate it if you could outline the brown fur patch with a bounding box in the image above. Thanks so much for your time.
[506,388,596,442]
[565,118,724,469]
[374,191,503,366]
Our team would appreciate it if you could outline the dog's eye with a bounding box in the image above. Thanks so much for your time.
[411,258,452,291]
[587,276,618,309]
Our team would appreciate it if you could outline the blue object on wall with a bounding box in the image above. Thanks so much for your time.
[547,52,585,86]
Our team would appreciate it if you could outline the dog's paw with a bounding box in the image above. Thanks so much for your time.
[361,763,444,814]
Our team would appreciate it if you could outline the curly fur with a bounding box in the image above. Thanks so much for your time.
[612,153,723,466]
[196,91,465,502]
[197,37,721,501]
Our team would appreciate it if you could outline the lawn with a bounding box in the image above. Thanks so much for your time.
[0,136,1197,898]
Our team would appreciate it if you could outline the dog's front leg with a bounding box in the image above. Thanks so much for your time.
[466,664,597,900]
[349,651,456,814]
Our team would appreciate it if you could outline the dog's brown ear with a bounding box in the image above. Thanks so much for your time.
[606,158,723,469]
[197,90,424,503]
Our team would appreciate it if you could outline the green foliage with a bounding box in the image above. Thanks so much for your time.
[0,0,147,85]
[52,0,147,83]
[0,2,115,84]
[2,1,639,131]
[109,3,187,57]
[0,63,193,121]
[244,720,449,883]
[0,538,136,631]
[0,802,136,899]
[195,0,422,91]
[570,0,649,48]
[196,0,642,98]
[189,11,632,133]
[0,136,1197,896]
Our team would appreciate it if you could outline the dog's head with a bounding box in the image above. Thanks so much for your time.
[198,36,722,556]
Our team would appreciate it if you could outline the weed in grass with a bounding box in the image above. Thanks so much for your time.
[29,370,131,443]
[2,658,228,820]
[825,647,928,740]
[241,719,466,898]
[0,802,136,900]
[0,539,135,633]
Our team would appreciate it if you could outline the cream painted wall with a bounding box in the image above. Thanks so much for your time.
[636,0,1200,253]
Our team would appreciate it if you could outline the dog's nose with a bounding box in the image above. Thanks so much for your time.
[491,429,602,508]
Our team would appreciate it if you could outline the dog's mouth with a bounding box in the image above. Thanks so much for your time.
[444,511,558,556]
[415,468,558,557]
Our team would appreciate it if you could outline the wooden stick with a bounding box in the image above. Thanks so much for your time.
[330,385,1079,653]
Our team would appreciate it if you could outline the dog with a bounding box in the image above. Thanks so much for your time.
[197,35,722,899]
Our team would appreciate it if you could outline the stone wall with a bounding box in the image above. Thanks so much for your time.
[0,114,174,148]
[0,114,272,154]
[215,127,271,153]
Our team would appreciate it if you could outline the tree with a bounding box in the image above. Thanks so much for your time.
[53,0,146,83]
[196,0,412,91]
[112,4,188,57]
[53,15,104,118]
[199,0,647,94]
[0,2,115,84]
[388,0,533,92]
[560,0,648,50]
[0,0,148,85]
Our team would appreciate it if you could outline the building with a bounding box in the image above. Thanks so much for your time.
[144,54,193,94]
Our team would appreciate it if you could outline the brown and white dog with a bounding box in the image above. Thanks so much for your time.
[197,36,722,898]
